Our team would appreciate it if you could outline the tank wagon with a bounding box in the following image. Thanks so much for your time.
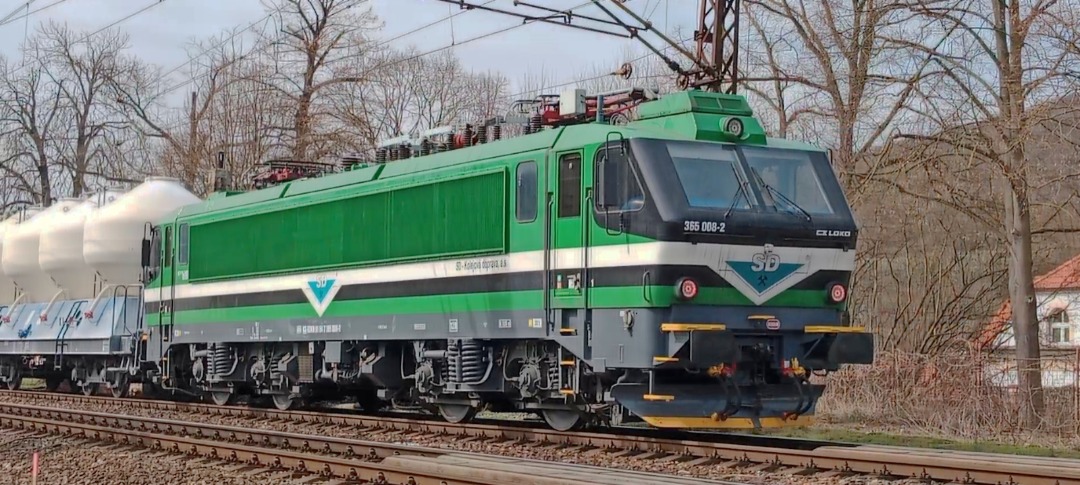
[138,88,873,430]
[0,181,199,395]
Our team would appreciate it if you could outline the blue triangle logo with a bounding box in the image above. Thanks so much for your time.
[308,278,336,304]
[726,261,803,294]
[303,277,340,317]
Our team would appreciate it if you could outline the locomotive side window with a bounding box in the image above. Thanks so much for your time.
[146,227,162,281]
[516,161,537,222]
[595,146,644,211]
[177,223,190,265]
[558,153,581,218]
[163,226,172,268]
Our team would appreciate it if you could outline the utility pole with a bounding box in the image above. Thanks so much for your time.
[690,0,740,93]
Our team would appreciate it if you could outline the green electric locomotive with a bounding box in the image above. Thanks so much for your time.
[141,88,873,430]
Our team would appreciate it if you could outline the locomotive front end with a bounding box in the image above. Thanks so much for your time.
[596,94,875,429]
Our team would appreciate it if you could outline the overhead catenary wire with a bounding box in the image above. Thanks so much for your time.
[156,0,595,99]
[501,32,693,103]
[4,0,167,79]
[0,0,72,28]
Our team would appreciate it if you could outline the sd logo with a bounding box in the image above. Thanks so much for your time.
[750,244,780,272]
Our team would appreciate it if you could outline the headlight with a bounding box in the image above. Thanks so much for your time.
[675,277,698,300]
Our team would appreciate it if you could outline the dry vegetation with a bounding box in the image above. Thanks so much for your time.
[2,0,1080,444]
[738,0,1080,440]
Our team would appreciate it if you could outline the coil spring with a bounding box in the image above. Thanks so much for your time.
[376,147,387,163]
[460,340,485,384]
[399,143,411,159]
[529,114,542,133]
[547,362,560,389]
[476,125,487,144]
[419,139,432,156]
[270,358,285,382]
[492,125,501,141]
[464,125,474,147]
[210,345,232,377]
[389,145,399,161]
[446,340,461,384]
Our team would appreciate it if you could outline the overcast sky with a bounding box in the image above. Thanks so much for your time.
[0,0,695,105]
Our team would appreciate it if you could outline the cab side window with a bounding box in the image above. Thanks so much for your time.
[558,153,581,218]
[163,226,172,268]
[177,223,190,265]
[595,146,644,211]
[516,161,538,222]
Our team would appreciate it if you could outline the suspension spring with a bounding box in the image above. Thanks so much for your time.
[270,359,283,382]
[446,340,461,384]
[209,345,232,377]
[460,340,486,384]
[547,362,560,389]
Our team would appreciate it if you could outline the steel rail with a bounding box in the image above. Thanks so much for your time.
[0,412,494,485]
[0,401,729,485]
[2,390,1079,484]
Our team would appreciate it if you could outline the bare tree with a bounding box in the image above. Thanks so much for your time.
[259,0,380,161]
[0,52,63,205]
[113,28,257,191]
[894,0,1080,428]
[740,0,939,197]
[39,21,133,197]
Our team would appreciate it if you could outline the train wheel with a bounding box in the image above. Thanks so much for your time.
[271,394,296,410]
[437,403,476,424]
[109,374,130,398]
[209,391,233,406]
[80,382,98,396]
[542,409,583,432]
[44,377,63,392]
[2,368,20,390]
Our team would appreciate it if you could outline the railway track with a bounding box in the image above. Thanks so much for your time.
[0,400,730,485]
[1,389,1078,485]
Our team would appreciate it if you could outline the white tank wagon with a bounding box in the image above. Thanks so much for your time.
[84,177,201,287]
[39,190,124,301]
[2,201,78,303]
[0,213,26,307]
[36,177,200,397]
[0,206,48,390]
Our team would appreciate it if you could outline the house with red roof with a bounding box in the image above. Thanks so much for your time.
[980,254,1080,387]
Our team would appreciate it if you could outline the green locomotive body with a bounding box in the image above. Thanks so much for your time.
[143,90,874,429]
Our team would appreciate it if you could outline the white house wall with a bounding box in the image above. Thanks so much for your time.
[992,289,1080,348]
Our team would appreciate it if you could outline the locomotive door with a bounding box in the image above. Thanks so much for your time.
[550,150,589,310]
[159,225,176,346]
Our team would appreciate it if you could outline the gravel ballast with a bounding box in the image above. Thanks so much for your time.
[0,393,930,485]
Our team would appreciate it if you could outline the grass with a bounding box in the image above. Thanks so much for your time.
[753,422,1080,459]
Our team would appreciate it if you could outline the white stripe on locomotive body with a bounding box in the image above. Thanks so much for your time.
[145,242,855,306]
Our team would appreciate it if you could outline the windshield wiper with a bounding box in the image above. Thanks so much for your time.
[747,166,812,222]
[723,163,750,220]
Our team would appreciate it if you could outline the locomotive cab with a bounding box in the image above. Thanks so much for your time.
[577,91,874,428]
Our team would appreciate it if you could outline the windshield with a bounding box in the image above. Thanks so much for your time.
[741,146,835,215]
[667,143,749,210]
